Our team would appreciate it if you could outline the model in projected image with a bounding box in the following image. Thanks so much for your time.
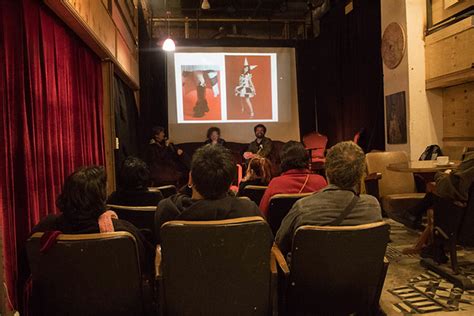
[234,58,257,118]
[182,65,220,118]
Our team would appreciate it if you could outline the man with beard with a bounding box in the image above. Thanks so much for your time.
[243,124,273,160]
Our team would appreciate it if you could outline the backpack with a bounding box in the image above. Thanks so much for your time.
[419,145,442,161]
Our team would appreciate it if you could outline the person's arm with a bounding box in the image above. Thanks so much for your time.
[275,204,300,257]
[258,138,273,158]
[154,199,180,244]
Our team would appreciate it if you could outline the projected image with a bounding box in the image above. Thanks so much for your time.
[174,52,277,123]
[225,55,273,120]
[181,65,222,120]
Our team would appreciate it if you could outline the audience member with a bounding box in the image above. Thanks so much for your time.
[275,141,383,256]
[107,156,163,206]
[30,166,154,274]
[243,124,273,159]
[394,151,474,230]
[259,141,327,216]
[145,126,190,187]
[238,156,272,194]
[204,126,226,146]
[154,145,262,243]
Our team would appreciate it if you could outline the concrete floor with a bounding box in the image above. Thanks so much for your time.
[380,220,474,315]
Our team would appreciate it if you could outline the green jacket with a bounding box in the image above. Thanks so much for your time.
[435,151,474,202]
[247,137,273,158]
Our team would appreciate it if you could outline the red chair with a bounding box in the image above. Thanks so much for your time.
[302,132,328,170]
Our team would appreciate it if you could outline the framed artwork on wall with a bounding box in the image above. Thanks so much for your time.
[386,91,407,144]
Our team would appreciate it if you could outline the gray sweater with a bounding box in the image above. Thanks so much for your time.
[275,184,383,255]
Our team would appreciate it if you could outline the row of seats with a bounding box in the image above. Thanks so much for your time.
[27,217,390,315]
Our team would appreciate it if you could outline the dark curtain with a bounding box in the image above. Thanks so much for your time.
[114,75,139,183]
[297,0,385,151]
[138,6,168,157]
[0,0,104,309]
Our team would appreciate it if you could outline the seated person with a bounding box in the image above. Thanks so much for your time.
[238,156,272,194]
[243,124,273,160]
[275,141,383,256]
[204,126,226,146]
[259,141,327,216]
[395,150,474,230]
[107,156,164,206]
[30,166,155,275]
[145,126,190,187]
[154,144,263,243]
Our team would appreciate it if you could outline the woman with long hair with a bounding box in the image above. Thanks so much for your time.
[238,156,272,194]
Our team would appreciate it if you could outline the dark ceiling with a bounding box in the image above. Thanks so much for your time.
[148,0,331,40]
[150,0,315,19]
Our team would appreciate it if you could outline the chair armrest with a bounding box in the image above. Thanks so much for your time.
[272,244,290,276]
[364,173,382,200]
[155,245,162,280]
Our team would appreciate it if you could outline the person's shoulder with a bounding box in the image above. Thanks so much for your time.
[358,194,381,208]
[230,196,261,214]
[31,214,62,234]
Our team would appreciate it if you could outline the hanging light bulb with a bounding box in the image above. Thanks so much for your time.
[201,0,210,10]
[161,10,175,52]
[162,38,176,51]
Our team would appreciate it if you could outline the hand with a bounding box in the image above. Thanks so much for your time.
[243,152,254,160]
[177,149,183,156]
[444,169,452,174]
[165,139,170,147]
[98,210,118,233]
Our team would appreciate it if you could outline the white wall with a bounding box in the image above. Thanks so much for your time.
[381,0,443,159]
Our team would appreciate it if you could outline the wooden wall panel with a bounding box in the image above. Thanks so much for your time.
[426,17,474,80]
[431,0,474,25]
[443,82,474,141]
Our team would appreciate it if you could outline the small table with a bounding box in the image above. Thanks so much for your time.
[387,160,460,173]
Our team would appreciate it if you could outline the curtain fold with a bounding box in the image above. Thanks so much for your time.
[0,0,104,309]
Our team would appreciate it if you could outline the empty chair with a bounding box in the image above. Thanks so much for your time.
[157,217,280,316]
[285,222,390,315]
[238,185,268,205]
[267,193,312,234]
[107,204,157,242]
[27,232,149,316]
[365,151,425,217]
[302,132,328,170]
[149,184,177,198]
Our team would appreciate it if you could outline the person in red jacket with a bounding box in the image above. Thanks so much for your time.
[259,141,327,216]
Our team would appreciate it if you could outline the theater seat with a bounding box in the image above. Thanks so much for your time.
[365,151,425,217]
[302,132,328,171]
[26,232,148,316]
[149,184,177,198]
[238,185,267,205]
[157,217,284,316]
[267,193,313,234]
[284,222,390,315]
[107,204,157,243]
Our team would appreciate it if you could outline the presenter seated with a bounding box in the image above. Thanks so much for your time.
[275,141,382,256]
[204,126,226,146]
[154,145,263,244]
[243,124,273,160]
[259,141,327,216]
[145,126,189,187]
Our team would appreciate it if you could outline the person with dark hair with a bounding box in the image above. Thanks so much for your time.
[259,141,327,216]
[275,141,383,256]
[154,145,262,243]
[204,126,226,146]
[30,166,155,274]
[107,156,164,206]
[238,157,272,194]
[243,124,273,159]
[145,126,189,187]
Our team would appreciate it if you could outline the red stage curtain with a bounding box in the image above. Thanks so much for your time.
[0,0,104,309]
